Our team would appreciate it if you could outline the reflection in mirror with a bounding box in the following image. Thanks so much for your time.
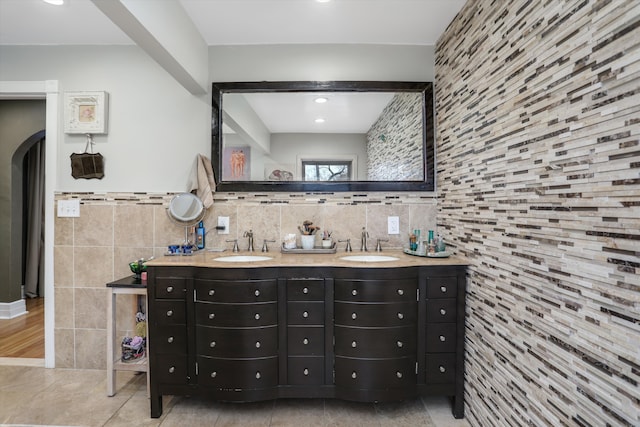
[212,82,434,192]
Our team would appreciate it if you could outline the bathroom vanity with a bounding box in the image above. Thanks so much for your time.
[145,251,467,419]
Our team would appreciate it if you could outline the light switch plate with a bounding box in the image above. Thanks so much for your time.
[57,199,80,217]
[387,216,400,234]
[217,216,229,234]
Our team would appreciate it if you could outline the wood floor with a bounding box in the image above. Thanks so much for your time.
[0,297,44,358]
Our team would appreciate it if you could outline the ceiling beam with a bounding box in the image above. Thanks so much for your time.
[91,0,208,95]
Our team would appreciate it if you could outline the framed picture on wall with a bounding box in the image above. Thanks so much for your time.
[64,91,109,134]
[222,146,251,181]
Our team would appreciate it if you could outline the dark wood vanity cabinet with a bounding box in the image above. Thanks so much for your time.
[147,264,466,419]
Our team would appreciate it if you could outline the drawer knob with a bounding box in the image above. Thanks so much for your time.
[303,368,309,376]
[439,366,446,373]
[352,289,358,296]
[397,289,404,296]
[211,371,217,378]
[397,341,403,348]
[167,336,174,343]
[303,311,309,318]
[351,312,357,320]
[255,341,261,348]
[303,287,309,294]
[166,310,173,317]
[351,341,357,348]
[397,312,404,320]
[168,366,175,374]
[256,371,261,379]
[255,313,260,320]
[303,338,309,345]
[440,286,447,293]
[209,313,215,320]
[351,371,357,379]
[255,290,260,297]
[440,335,446,342]
[210,341,216,348]
[396,371,403,379]
[440,308,447,316]
[166,286,174,293]
[209,289,215,296]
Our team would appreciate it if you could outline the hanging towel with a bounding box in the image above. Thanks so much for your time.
[188,154,216,209]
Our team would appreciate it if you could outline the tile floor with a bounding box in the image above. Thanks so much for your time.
[0,365,470,426]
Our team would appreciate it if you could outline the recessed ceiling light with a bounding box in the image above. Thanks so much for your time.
[316,0,332,3]
[43,0,64,5]
[315,118,326,123]
[314,97,328,104]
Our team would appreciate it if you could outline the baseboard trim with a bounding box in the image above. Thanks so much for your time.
[0,299,27,319]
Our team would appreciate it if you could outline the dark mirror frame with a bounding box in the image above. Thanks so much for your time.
[211,81,434,192]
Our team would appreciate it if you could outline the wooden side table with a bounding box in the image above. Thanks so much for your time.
[106,276,148,396]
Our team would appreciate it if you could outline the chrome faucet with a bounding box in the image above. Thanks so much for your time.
[375,238,389,252]
[243,230,254,252]
[360,227,369,251]
[226,239,239,252]
[339,238,352,252]
[261,239,276,252]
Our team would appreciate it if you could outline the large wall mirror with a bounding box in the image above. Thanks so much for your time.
[211,81,434,192]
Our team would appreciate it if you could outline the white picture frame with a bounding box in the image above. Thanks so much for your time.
[64,91,109,134]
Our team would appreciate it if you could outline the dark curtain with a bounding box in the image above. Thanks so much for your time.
[24,137,45,298]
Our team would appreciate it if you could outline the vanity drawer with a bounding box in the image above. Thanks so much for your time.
[195,302,277,327]
[426,276,458,299]
[426,299,457,323]
[195,279,277,303]
[287,302,324,325]
[153,325,188,354]
[425,323,457,353]
[335,356,415,389]
[287,279,324,301]
[334,326,415,358]
[287,326,324,356]
[334,302,416,327]
[425,353,456,384]
[335,279,416,302]
[153,300,186,325]
[155,354,190,385]
[196,326,278,358]
[287,356,325,385]
[155,277,187,299]
[198,356,278,389]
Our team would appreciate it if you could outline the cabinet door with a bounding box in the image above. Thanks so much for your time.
[334,302,415,327]
[335,278,416,302]
[195,302,277,327]
[335,356,416,389]
[196,326,278,358]
[335,326,415,358]
[198,356,278,389]
[195,279,277,303]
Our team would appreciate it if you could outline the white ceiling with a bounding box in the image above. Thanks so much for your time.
[0,0,466,46]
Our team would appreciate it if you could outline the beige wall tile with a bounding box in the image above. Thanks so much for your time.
[75,328,106,370]
[154,205,184,248]
[366,204,410,249]
[54,328,74,368]
[74,246,113,287]
[237,205,280,246]
[54,215,73,246]
[74,288,108,329]
[114,247,153,280]
[74,204,113,246]
[53,246,73,287]
[54,287,74,329]
[323,204,367,246]
[114,205,154,248]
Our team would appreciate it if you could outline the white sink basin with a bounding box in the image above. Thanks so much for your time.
[213,255,273,262]
[339,255,400,262]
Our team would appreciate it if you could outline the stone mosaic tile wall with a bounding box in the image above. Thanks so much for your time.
[435,0,639,426]
[367,93,424,180]
[53,191,438,368]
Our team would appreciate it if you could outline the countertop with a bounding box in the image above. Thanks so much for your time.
[145,249,467,269]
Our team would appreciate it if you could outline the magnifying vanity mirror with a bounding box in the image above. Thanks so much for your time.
[167,193,205,246]
[212,81,434,192]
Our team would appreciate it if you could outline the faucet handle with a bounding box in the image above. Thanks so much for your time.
[261,239,276,252]
[339,239,352,252]
[375,238,389,252]
[226,239,239,252]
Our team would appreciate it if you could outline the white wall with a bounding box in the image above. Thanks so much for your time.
[0,46,210,193]
[0,44,434,193]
